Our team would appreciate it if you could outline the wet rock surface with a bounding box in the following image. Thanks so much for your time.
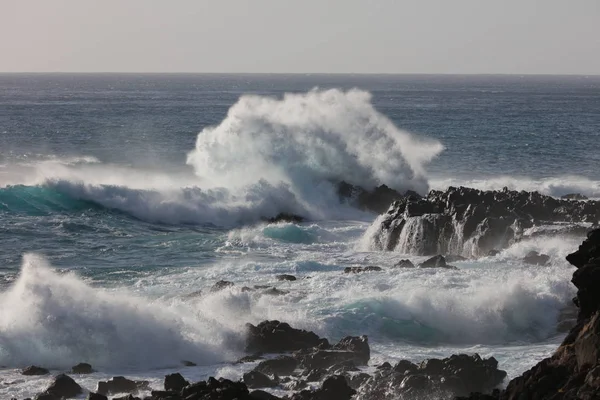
[367,186,599,257]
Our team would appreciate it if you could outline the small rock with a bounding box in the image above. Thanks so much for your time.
[97,376,149,396]
[344,266,383,273]
[164,373,189,391]
[211,280,234,292]
[394,259,415,268]
[21,366,49,376]
[276,274,297,281]
[243,370,278,388]
[523,251,550,266]
[262,287,289,296]
[71,363,93,374]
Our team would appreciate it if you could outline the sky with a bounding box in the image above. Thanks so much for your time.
[1,0,599,74]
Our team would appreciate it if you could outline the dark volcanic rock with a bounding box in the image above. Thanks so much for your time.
[394,259,415,268]
[164,372,189,391]
[366,186,600,257]
[418,255,456,269]
[262,287,289,296]
[276,274,297,281]
[523,250,550,266]
[290,374,356,400]
[87,393,108,400]
[43,374,82,399]
[337,181,406,214]
[250,389,282,399]
[211,280,235,292]
[462,229,600,399]
[255,356,298,375]
[356,353,506,399]
[246,320,328,353]
[343,266,383,273]
[21,365,49,376]
[71,362,93,374]
[242,370,278,388]
[180,377,254,400]
[333,335,370,365]
[97,376,149,396]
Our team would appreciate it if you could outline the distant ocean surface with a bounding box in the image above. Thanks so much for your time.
[1,73,599,398]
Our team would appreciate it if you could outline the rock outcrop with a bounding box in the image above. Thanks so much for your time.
[366,186,599,257]
[463,229,600,399]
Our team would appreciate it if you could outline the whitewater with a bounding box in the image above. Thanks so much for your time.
[1,73,599,398]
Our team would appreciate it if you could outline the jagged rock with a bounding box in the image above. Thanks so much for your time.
[262,287,289,296]
[276,274,297,281]
[523,251,550,266]
[97,376,149,396]
[164,373,189,391]
[333,336,370,365]
[337,181,406,214]
[246,320,328,353]
[418,255,457,269]
[366,186,600,257]
[71,362,93,374]
[42,374,82,399]
[255,356,298,375]
[356,354,506,399]
[180,377,253,399]
[290,375,356,400]
[343,266,382,273]
[242,370,278,388]
[376,362,392,370]
[394,259,415,268]
[211,280,234,292]
[21,366,49,376]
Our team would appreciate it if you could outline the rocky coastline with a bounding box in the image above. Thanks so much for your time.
[10,188,600,400]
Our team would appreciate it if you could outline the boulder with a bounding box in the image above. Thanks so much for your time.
[211,280,234,292]
[343,266,382,273]
[332,335,370,365]
[254,356,298,375]
[22,366,49,376]
[394,259,415,268]
[276,274,297,281]
[97,376,149,396]
[523,251,550,266]
[164,372,189,391]
[43,374,82,399]
[246,320,328,353]
[262,287,289,296]
[71,362,93,374]
[418,255,456,269]
[242,370,278,388]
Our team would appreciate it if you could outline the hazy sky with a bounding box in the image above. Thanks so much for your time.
[1,0,599,74]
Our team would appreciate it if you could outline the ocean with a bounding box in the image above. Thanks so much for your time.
[1,73,599,398]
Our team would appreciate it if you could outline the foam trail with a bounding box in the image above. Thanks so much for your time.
[0,254,237,369]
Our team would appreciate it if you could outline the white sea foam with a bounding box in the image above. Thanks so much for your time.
[0,254,238,370]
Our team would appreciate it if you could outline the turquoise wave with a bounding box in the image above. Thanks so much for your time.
[0,185,99,215]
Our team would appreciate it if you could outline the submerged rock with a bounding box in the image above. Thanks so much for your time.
[211,280,235,292]
[21,366,49,376]
[418,255,456,269]
[343,266,383,273]
[276,274,297,281]
[265,213,305,224]
[522,250,550,266]
[394,259,415,268]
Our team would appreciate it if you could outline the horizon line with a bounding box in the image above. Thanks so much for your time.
[1,71,599,77]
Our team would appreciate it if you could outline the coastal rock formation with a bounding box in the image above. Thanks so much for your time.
[365,186,600,257]
[245,320,328,353]
[356,354,506,399]
[462,229,600,399]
